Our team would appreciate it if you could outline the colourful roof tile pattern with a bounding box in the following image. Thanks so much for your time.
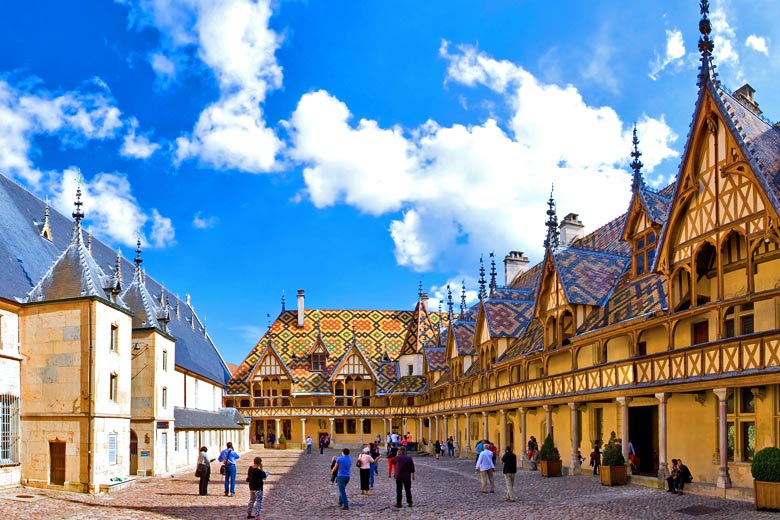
[500,318,544,362]
[509,262,543,291]
[450,320,477,356]
[640,186,673,225]
[389,375,427,394]
[569,213,631,256]
[490,287,534,301]
[424,347,447,371]
[553,248,629,306]
[579,271,668,331]
[483,299,534,337]
[402,301,449,354]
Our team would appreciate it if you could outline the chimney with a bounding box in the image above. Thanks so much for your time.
[297,289,305,328]
[559,213,584,248]
[733,84,762,116]
[504,251,530,285]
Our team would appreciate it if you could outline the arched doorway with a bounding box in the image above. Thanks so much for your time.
[507,421,515,451]
[129,430,138,475]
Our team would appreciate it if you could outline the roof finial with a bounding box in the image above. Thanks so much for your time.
[478,255,487,300]
[87,226,93,255]
[281,290,286,312]
[267,312,271,329]
[417,280,423,301]
[71,182,85,243]
[698,0,715,84]
[447,284,454,318]
[40,198,53,240]
[630,124,645,192]
[175,293,181,318]
[134,237,143,268]
[114,248,123,283]
[489,251,497,293]
[460,280,467,319]
[543,185,560,254]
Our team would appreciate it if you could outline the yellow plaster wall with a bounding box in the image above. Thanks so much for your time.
[753,256,780,292]
[640,325,668,355]
[547,351,572,375]
[576,343,597,369]
[606,336,630,363]
[754,299,777,332]
[722,267,748,299]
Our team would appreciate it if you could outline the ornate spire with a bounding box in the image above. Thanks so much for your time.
[267,312,271,329]
[175,294,180,318]
[478,255,487,300]
[489,251,497,293]
[40,198,52,240]
[134,237,143,268]
[417,280,423,301]
[281,290,286,312]
[630,124,644,192]
[460,280,467,319]
[543,185,560,253]
[110,248,122,300]
[698,0,716,85]
[446,284,454,318]
[114,248,123,283]
[87,226,93,255]
[71,183,85,243]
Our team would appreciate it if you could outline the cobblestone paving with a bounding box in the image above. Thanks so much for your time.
[0,448,776,519]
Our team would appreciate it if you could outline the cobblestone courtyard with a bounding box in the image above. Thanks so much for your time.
[0,448,775,519]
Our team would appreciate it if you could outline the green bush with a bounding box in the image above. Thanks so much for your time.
[602,431,625,467]
[538,434,560,462]
[752,447,780,482]
[278,434,287,444]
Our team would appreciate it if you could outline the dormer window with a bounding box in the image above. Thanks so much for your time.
[311,345,327,372]
[633,230,656,276]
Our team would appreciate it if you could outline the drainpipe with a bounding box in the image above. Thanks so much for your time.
[87,299,95,493]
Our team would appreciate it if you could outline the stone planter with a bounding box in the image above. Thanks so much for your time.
[755,480,780,510]
[600,464,627,486]
[540,460,562,477]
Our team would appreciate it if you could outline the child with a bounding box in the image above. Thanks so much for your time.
[330,456,338,484]
[246,457,268,519]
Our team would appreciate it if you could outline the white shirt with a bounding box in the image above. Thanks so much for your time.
[306,437,312,446]
[475,449,495,471]
[391,433,399,443]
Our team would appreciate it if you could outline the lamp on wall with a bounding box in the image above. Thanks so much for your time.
[144,433,150,444]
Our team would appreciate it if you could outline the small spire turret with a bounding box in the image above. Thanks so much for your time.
[446,284,454,318]
[281,290,286,312]
[543,185,560,254]
[71,183,85,244]
[134,237,143,268]
[478,255,487,301]
[460,280,467,319]
[489,251,497,293]
[630,125,644,192]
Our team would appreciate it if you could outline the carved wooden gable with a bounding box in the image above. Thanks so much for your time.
[251,347,291,381]
[331,345,376,381]
[536,259,567,319]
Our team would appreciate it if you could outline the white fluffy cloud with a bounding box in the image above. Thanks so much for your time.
[649,29,686,80]
[0,79,122,186]
[710,6,743,83]
[192,211,219,229]
[288,43,679,272]
[52,169,175,248]
[132,0,283,172]
[745,35,769,55]
[121,117,161,159]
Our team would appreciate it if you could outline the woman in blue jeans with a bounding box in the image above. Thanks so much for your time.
[217,441,240,496]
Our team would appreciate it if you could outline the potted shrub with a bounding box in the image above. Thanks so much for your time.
[538,434,562,477]
[600,431,627,486]
[752,446,780,510]
[277,433,287,449]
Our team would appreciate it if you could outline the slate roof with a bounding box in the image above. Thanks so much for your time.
[174,407,245,430]
[0,173,231,386]
[552,248,629,307]
[120,265,162,329]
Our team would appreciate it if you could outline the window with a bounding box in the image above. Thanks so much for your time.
[162,387,168,409]
[346,419,357,434]
[108,433,117,465]
[692,321,709,345]
[723,388,756,462]
[636,341,647,357]
[0,395,19,465]
[162,350,168,371]
[312,352,326,372]
[407,364,414,376]
[185,430,189,450]
[591,407,604,446]
[633,231,656,276]
[362,389,370,407]
[175,432,179,452]
[362,419,371,434]
[110,323,118,352]
[193,379,199,406]
[109,373,118,401]
[335,419,345,434]
[724,304,754,338]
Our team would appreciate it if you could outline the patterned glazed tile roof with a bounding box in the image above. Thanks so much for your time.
[569,213,631,256]
[509,262,543,291]
[424,347,447,371]
[640,186,673,225]
[462,358,482,378]
[450,320,477,356]
[553,248,629,306]
[432,370,450,387]
[388,375,427,394]
[402,301,448,354]
[579,270,668,331]
[483,299,534,337]
[375,361,400,395]
[229,308,447,395]
[501,318,544,362]
[490,287,534,301]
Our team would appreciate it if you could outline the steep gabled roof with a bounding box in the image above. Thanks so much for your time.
[247,338,295,382]
[329,342,379,382]
[579,270,668,332]
[120,263,162,329]
[500,318,544,362]
[449,320,477,356]
[553,248,629,307]
[424,347,447,372]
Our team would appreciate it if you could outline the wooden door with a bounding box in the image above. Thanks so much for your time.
[130,430,138,475]
[50,441,66,486]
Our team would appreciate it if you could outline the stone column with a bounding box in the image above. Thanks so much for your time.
[434,416,440,441]
[275,418,281,442]
[713,388,732,488]
[360,418,365,444]
[417,417,422,444]
[464,413,471,453]
[428,416,433,450]
[569,403,580,475]
[329,418,335,445]
[482,411,489,441]
[403,417,408,438]
[543,405,553,439]
[655,392,668,480]
[300,418,306,446]
[616,397,631,473]
[452,414,459,455]
[443,415,449,444]
[499,410,507,451]
[519,408,527,469]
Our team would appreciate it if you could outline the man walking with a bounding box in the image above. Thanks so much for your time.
[501,446,517,502]
[392,446,415,508]
[217,441,240,497]
[475,443,495,493]
[331,448,353,510]
[319,435,326,455]
[306,435,313,454]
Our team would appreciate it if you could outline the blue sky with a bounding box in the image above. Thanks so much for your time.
[2,0,778,364]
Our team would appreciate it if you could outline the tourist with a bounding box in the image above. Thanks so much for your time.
[369,442,381,488]
[329,456,338,484]
[433,439,441,460]
[217,441,240,497]
[666,459,680,493]
[386,442,398,478]
[196,446,215,496]
[319,434,326,455]
[391,431,400,446]
[392,446,415,508]
[589,445,601,475]
[357,447,375,495]
[447,436,455,457]
[331,448,353,510]
[475,439,484,463]
[306,435,313,454]
[376,433,382,446]
[475,443,496,493]
[677,459,692,493]
[487,441,498,465]
[246,456,268,519]
[268,432,276,445]
[501,446,517,502]
[527,436,539,470]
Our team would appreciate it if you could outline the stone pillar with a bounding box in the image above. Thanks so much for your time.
[519,408,527,469]
[428,416,433,449]
[417,417,422,444]
[434,416,440,441]
[443,415,449,444]
[360,418,365,444]
[499,410,507,451]
[655,392,668,480]
[482,411,489,441]
[329,418,335,445]
[543,405,553,439]
[569,403,580,475]
[275,418,281,442]
[300,418,306,446]
[464,413,471,453]
[403,417,408,438]
[452,414,459,455]
[616,397,631,473]
[713,388,732,488]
